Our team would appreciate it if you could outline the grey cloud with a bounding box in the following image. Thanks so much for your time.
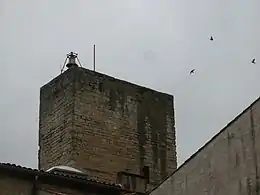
[0,0,260,168]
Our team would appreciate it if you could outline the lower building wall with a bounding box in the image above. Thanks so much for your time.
[38,184,84,195]
[0,175,33,195]
[0,172,114,195]
[150,98,260,195]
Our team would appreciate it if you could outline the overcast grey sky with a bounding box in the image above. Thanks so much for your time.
[0,0,260,169]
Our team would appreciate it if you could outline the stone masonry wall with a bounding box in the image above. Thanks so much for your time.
[39,67,177,190]
[39,70,76,170]
[150,97,260,195]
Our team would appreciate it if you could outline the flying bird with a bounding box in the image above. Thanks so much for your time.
[210,36,214,41]
[190,69,195,75]
[252,59,256,64]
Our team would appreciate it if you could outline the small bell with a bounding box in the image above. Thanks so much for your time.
[66,52,79,68]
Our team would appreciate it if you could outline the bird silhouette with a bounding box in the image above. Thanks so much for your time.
[252,59,256,64]
[190,69,195,75]
[210,36,213,41]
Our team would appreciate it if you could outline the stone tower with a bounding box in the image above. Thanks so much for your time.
[38,53,177,189]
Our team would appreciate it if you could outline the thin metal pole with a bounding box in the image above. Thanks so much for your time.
[93,44,96,71]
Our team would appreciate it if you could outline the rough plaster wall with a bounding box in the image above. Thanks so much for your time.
[150,98,260,195]
[38,184,85,195]
[0,175,32,194]
[0,175,99,195]
[38,187,102,195]
[72,68,176,189]
[39,70,76,170]
[39,67,177,189]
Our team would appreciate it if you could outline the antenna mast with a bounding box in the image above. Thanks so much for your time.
[93,44,96,72]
